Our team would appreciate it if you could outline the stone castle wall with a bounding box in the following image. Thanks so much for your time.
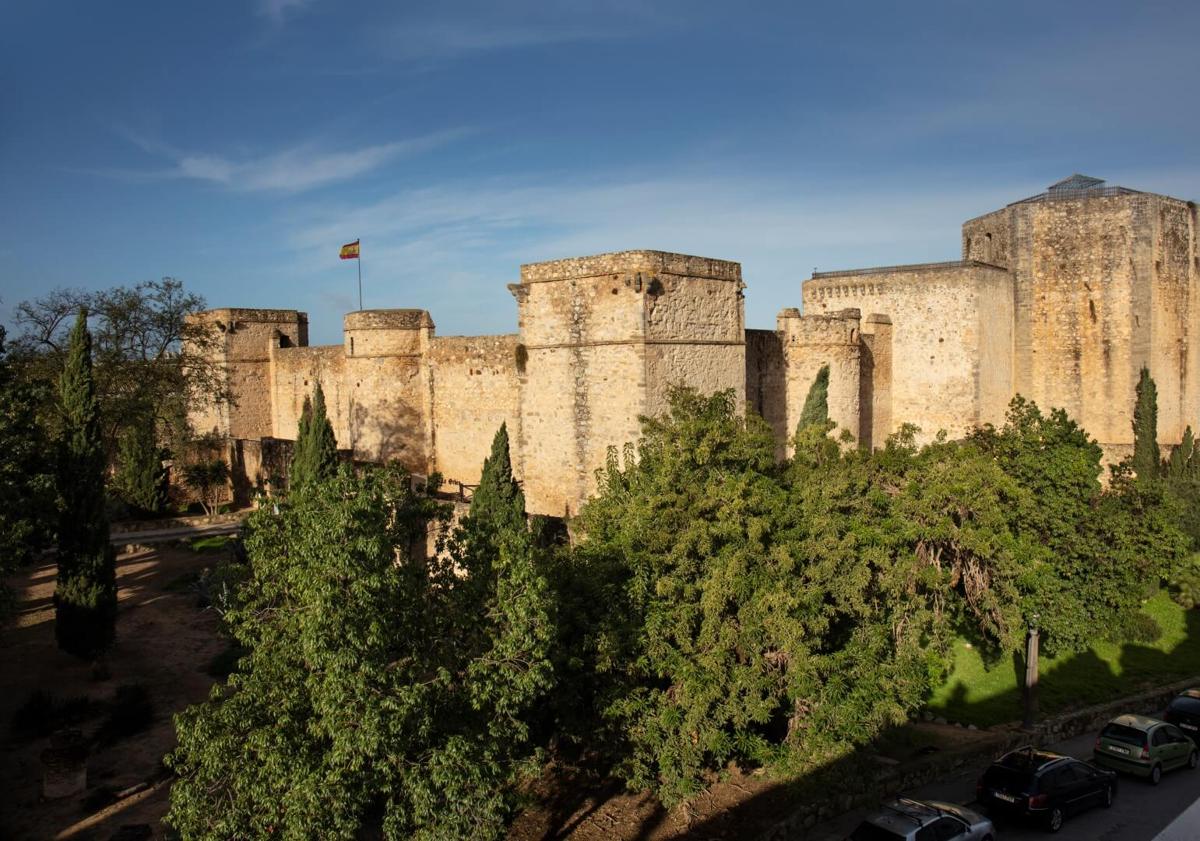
[803,262,1013,440]
[429,334,521,488]
[189,178,1198,515]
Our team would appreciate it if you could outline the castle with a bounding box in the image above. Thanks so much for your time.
[189,175,1200,517]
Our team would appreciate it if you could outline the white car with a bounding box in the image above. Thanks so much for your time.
[848,798,995,841]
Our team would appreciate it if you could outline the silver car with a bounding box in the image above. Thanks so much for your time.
[848,798,996,841]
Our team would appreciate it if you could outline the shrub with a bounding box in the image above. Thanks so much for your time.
[94,684,154,746]
[9,689,101,740]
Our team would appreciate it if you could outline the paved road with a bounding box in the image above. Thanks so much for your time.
[811,731,1200,840]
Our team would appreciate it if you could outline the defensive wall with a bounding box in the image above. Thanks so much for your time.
[189,176,1199,517]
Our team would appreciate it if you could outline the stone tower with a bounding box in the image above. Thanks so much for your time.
[963,174,1200,453]
[186,308,307,440]
[511,250,746,517]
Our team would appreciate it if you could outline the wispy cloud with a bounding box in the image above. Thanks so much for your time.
[275,168,1041,339]
[111,127,471,193]
[256,0,315,24]
[370,1,676,64]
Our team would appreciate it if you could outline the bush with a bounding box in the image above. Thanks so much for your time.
[9,689,101,740]
[1171,554,1200,610]
[190,558,248,617]
[94,684,154,746]
[205,644,248,679]
[1108,610,1163,645]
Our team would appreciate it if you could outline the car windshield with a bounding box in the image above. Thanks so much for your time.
[850,822,907,841]
[1168,697,1200,716]
[1101,723,1147,747]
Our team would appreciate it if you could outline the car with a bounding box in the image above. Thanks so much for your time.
[976,746,1116,833]
[1162,688,1200,741]
[1092,713,1198,783]
[847,797,994,841]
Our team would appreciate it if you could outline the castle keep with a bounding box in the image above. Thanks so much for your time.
[190,176,1200,516]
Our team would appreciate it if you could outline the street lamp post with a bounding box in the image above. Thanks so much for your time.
[1022,613,1040,730]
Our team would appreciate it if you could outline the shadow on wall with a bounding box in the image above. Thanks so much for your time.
[350,394,426,473]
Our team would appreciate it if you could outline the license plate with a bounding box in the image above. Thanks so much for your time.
[1108,745,1130,755]
[994,792,1016,803]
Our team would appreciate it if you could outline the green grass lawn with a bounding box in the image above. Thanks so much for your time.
[927,593,1200,727]
[185,534,233,552]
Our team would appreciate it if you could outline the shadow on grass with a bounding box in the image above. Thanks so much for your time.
[929,600,1200,727]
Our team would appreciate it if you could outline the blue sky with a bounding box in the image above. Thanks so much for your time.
[2,0,1198,344]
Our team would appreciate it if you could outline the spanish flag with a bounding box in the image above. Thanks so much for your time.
[339,239,360,260]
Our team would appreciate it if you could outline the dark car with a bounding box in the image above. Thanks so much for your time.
[976,746,1117,833]
[1163,688,1200,742]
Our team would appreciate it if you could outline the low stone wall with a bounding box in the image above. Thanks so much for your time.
[1032,675,1199,743]
[110,511,247,535]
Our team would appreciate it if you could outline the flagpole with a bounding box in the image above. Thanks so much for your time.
[357,242,363,311]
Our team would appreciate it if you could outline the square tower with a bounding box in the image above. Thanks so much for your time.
[963,176,1199,450]
[512,250,745,517]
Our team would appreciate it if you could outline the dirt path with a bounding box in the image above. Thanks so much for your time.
[0,545,229,841]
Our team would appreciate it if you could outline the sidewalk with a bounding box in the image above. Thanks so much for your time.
[1152,792,1200,841]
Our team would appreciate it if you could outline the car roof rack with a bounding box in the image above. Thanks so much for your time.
[882,798,938,825]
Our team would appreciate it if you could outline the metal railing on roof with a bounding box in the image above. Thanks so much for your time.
[810,259,1004,280]
[1009,186,1143,206]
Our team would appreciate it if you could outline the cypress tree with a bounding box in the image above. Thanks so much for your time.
[1168,426,1195,479]
[55,308,117,659]
[469,423,526,537]
[115,422,166,515]
[1132,366,1161,481]
[290,383,337,491]
[797,364,830,432]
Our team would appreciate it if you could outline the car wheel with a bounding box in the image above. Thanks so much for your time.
[1047,806,1064,832]
[1189,750,1198,770]
[1103,784,1114,808]
[1150,763,1163,785]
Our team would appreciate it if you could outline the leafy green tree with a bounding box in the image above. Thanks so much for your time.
[0,326,56,617]
[969,396,1185,653]
[167,465,555,840]
[182,459,230,516]
[289,382,338,492]
[54,309,117,659]
[797,364,830,432]
[577,389,788,802]
[1133,366,1161,481]
[12,278,228,457]
[114,423,167,516]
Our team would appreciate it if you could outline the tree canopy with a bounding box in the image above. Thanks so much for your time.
[11,277,227,457]
[0,326,55,618]
[167,460,555,840]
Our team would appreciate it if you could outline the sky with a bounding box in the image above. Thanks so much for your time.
[2,0,1199,345]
